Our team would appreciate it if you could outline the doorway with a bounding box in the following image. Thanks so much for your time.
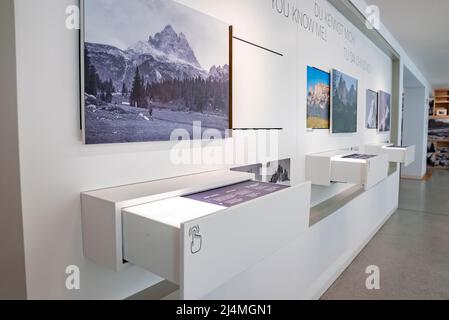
[401,67,428,179]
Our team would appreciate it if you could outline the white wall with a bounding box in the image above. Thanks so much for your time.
[350,0,432,156]
[13,0,399,299]
[178,0,394,181]
[0,0,27,299]
[402,86,428,178]
[350,0,431,92]
[297,3,392,157]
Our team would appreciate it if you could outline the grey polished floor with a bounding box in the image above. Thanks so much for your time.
[322,170,449,300]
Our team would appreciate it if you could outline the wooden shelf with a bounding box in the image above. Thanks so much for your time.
[433,89,449,117]
[429,91,449,169]
[428,139,449,147]
[430,115,449,120]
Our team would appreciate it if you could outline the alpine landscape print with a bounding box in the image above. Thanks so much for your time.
[82,0,231,144]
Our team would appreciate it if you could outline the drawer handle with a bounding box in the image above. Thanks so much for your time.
[189,226,202,254]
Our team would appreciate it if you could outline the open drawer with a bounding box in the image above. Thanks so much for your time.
[81,170,255,272]
[331,153,389,190]
[364,143,416,166]
[122,181,311,300]
[306,151,389,190]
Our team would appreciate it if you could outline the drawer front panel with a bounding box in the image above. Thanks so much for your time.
[331,161,364,185]
[180,182,311,299]
[365,154,389,189]
[123,215,181,284]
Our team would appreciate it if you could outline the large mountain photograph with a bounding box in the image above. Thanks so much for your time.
[331,69,358,134]
[366,89,378,129]
[378,90,391,132]
[82,0,231,144]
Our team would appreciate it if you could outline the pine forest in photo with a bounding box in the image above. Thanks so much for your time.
[331,69,358,134]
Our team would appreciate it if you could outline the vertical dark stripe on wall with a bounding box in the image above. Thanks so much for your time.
[79,0,84,131]
[79,23,82,130]
[229,25,234,130]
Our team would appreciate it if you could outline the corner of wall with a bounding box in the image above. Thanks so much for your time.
[0,0,27,300]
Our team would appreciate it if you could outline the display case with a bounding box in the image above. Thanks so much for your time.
[81,170,255,272]
[306,150,389,190]
[364,143,416,166]
[81,170,311,299]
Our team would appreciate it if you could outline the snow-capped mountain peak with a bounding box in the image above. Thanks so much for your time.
[148,24,201,68]
[85,25,228,90]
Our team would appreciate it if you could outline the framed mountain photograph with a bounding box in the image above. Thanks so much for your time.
[81,0,232,144]
[307,67,330,129]
[378,90,392,132]
[331,69,358,134]
[366,89,378,129]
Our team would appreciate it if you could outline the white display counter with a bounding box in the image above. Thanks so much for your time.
[306,150,389,190]
[82,170,311,299]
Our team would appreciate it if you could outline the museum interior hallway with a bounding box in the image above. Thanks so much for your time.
[322,170,449,300]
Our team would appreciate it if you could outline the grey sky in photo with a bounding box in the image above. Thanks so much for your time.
[84,0,229,70]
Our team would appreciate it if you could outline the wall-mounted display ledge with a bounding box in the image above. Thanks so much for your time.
[364,143,416,167]
[82,170,311,299]
[81,170,254,272]
[306,150,389,190]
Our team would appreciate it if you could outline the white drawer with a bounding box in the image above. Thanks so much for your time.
[365,144,416,166]
[331,154,389,190]
[122,181,311,299]
[307,151,389,190]
[81,170,254,271]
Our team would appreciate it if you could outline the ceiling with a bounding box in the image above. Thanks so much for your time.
[365,0,449,89]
